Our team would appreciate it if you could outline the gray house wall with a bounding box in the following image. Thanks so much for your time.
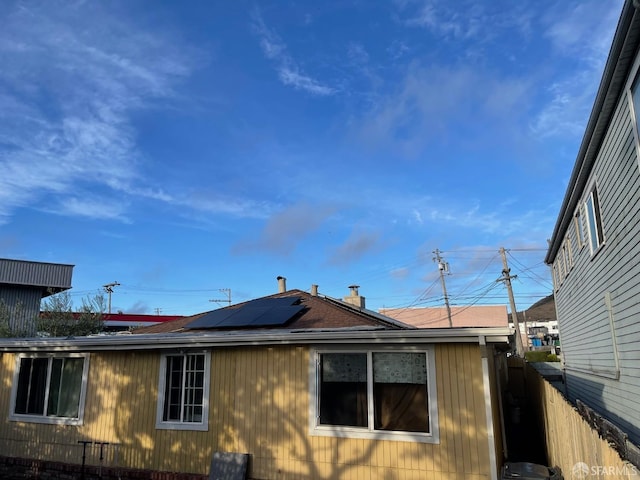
[0,287,43,334]
[546,1,640,447]
[553,92,640,444]
[0,259,74,336]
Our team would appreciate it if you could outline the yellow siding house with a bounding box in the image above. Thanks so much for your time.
[0,288,510,479]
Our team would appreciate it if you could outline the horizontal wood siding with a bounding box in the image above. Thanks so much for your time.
[0,343,494,479]
[554,78,640,445]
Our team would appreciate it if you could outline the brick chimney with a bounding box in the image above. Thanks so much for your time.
[343,285,365,308]
[277,276,287,293]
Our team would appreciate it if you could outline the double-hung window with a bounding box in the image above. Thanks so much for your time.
[310,348,438,443]
[10,353,89,425]
[156,351,210,431]
[584,185,604,254]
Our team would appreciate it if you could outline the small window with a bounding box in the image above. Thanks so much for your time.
[574,210,586,249]
[584,185,604,254]
[10,354,89,425]
[564,238,574,270]
[311,348,438,443]
[631,72,640,136]
[156,352,210,431]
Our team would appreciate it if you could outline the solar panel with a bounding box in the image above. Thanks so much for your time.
[185,309,236,329]
[250,304,305,326]
[185,296,303,329]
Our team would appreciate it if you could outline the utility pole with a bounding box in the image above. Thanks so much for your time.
[498,247,524,356]
[103,281,120,314]
[433,249,453,327]
[209,288,232,306]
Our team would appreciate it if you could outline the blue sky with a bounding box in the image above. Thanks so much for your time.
[0,0,623,315]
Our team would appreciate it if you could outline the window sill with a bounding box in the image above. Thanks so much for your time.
[589,241,606,261]
[9,414,83,426]
[565,364,619,380]
[310,425,439,444]
[156,421,209,431]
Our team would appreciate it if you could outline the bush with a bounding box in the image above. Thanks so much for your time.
[525,350,552,362]
[524,350,561,362]
[38,292,105,337]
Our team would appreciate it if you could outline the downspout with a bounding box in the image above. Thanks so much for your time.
[479,335,499,480]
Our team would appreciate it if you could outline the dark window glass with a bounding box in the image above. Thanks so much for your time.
[319,353,367,427]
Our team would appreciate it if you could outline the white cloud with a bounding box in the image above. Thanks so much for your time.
[55,196,131,222]
[395,0,531,44]
[252,10,336,96]
[278,67,336,96]
[0,1,197,224]
[531,0,623,138]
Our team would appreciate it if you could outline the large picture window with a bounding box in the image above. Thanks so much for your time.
[156,352,210,431]
[10,354,89,425]
[311,348,438,443]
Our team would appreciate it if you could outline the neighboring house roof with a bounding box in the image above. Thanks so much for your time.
[545,0,640,264]
[380,305,509,328]
[134,289,410,334]
[100,313,184,329]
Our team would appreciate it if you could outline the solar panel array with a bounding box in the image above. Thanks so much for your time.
[185,296,305,329]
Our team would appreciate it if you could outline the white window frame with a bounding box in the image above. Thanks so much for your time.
[626,60,640,165]
[9,353,90,426]
[156,351,210,431]
[584,183,605,255]
[309,346,439,443]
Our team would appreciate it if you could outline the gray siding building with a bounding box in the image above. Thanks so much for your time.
[0,258,73,335]
[545,0,640,447]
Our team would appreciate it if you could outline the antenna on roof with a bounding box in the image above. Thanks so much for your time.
[209,288,232,306]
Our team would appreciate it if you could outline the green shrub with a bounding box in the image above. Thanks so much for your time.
[525,350,551,362]
[546,353,560,362]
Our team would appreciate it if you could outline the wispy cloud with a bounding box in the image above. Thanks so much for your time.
[531,0,622,138]
[394,0,533,44]
[251,9,336,96]
[422,202,556,237]
[353,64,530,157]
[233,202,337,255]
[327,230,384,266]
[0,1,197,224]
[53,196,131,222]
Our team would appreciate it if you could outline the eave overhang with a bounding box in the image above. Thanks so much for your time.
[545,0,640,264]
[0,327,512,353]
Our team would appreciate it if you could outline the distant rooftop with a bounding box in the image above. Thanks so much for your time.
[0,258,73,296]
[379,305,509,328]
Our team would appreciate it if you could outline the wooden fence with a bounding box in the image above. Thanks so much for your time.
[522,360,638,479]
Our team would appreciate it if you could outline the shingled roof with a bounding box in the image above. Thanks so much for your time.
[133,289,410,334]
